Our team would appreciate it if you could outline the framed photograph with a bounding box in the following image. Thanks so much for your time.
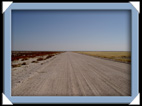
[3,2,139,104]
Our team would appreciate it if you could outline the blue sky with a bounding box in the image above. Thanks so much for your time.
[12,10,131,51]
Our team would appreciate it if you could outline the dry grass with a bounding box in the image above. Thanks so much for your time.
[76,51,131,63]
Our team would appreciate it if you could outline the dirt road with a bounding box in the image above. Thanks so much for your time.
[12,52,131,96]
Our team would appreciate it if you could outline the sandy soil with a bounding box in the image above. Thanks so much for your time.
[12,52,131,96]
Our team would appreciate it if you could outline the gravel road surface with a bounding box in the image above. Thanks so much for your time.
[12,52,131,96]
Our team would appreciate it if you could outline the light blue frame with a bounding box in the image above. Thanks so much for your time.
[4,3,139,104]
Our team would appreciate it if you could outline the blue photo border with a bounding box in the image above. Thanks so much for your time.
[3,3,139,104]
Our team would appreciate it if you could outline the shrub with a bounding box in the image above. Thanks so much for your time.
[127,59,131,63]
[21,57,29,61]
[12,64,21,68]
[44,55,53,60]
[37,57,44,61]
[31,61,38,63]
[21,62,26,65]
[121,56,126,58]
[109,56,115,59]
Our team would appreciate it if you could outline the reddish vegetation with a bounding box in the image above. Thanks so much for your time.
[12,51,61,61]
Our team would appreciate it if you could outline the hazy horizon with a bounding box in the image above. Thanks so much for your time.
[12,10,131,51]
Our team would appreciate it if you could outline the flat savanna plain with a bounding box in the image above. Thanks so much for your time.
[76,51,131,63]
[12,51,131,96]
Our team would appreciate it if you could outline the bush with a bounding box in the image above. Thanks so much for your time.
[31,61,38,63]
[44,55,53,60]
[12,64,21,68]
[21,57,29,61]
[37,57,44,61]
[21,62,26,65]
